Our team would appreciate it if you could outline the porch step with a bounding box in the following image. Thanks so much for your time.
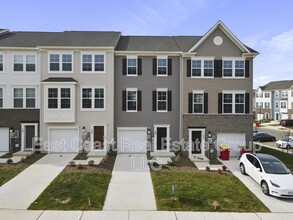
[87,151,107,158]
[12,151,34,157]
[189,155,210,163]
[150,151,175,158]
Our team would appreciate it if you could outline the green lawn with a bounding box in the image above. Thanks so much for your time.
[29,170,111,210]
[0,166,24,186]
[151,170,269,212]
[258,147,293,171]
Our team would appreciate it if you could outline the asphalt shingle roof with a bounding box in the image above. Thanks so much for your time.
[261,80,293,91]
[173,36,202,52]
[0,31,121,48]
[42,77,78,83]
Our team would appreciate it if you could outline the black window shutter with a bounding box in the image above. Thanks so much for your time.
[122,58,127,75]
[152,91,157,111]
[137,90,142,111]
[168,58,172,76]
[245,60,250,78]
[153,58,157,75]
[168,91,172,111]
[188,92,193,113]
[245,93,250,114]
[122,90,126,111]
[138,58,142,75]
[204,93,208,114]
[187,59,191,77]
[218,93,222,114]
[214,60,222,77]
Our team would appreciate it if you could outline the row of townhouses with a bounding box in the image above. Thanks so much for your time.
[254,80,293,121]
[0,21,258,158]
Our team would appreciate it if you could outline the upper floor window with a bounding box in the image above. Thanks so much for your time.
[0,88,3,108]
[191,58,214,77]
[82,54,105,72]
[222,59,245,78]
[157,89,167,112]
[0,54,3,71]
[265,92,270,98]
[82,88,105,110]
[280,101,287,109]
[13,55,36,72]
[126,89,137,111]
[193,92,203,113]
[127,58,137,76]
[256,102,263,108]
[264,102,270,109]
[275,91,279,98]
[281,91,288,98]
[223,92,245,114]
[13,88,36,108]
[48,87,71,109]
[157,58,167,76]
[49,53,72,72]
[275,101,279,109]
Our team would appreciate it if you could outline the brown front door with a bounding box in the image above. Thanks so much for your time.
[94,126,104,149]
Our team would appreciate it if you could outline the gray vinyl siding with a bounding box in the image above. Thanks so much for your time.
[114,56,180,148]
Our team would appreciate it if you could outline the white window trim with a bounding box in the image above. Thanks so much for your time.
[0,53,4,73]
[192,90,204,114]
[280,101,287,109]
[12,53,37,73]
[80,87,106,111]
[47,87,73,110]
[281,91,288,98]
[156,88,168,112]
[275,101,279,109]
[222,57,245,78]
[48,52,74,73]
[80,52,106,74]
[126,56,138,76]
[191,57,215,78]
[13,87,37,109]
[157,56,168,77]
[275,91,279,98]
[222,90,246,114]
[126,88,138,112]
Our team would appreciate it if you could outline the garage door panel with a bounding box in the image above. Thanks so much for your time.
[117,128,147,153]
[217,133,246,157]
[0,128,9,152]
[48,128,79,152]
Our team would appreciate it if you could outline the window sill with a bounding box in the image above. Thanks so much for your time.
[80,71,106,74]
[126,74,138,77]
[126,110,138,113]
[80,108,106,111]
[190,76,214,79]
[48,71,74,74]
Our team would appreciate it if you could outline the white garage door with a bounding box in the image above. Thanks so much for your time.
[117,128,147,153]
[217,133,246,157]
[0,127,9,152]
[48,128,79,152]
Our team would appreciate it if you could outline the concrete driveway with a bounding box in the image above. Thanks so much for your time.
[103,154,157,211]
[221,158,293,212]
[0,153,76,209]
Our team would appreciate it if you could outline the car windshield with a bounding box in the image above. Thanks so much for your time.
[281,137,290,142]
[261,159,290,174]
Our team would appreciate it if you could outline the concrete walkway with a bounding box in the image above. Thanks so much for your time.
[0,153,76,209]
[103,154,157,211]
[0,210,293,220]
[221,158,293,212]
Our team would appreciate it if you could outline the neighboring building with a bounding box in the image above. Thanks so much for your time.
[254,80,293,121]
[0,29,41,152]
[0,21,258,157]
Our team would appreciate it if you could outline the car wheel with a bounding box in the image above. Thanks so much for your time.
[261,181,270,195]
[240,163,247,175]
[286,144,291,149]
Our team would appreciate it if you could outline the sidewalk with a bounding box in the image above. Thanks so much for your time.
[0,209,293,220]
[103,154,157,211]
[0,153,76,209]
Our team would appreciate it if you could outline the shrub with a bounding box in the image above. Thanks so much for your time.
[205,166,210,171]
[68,161,76,167]
[88,160,95,166]
[76,164,83,169]
[6,159,13,164]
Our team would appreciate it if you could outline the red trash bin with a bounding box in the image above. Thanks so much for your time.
[220,149,230,160]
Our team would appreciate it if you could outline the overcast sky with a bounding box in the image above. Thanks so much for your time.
[1,0,292,88]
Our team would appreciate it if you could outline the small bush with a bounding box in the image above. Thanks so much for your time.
[6,159,13,164]
[222,165,227,171]
[167,161,176,166]
[88,160,95,166]
[205,166,210,171]
[76,164,83,169]
[68,161,76,167]
[217,168,222,175]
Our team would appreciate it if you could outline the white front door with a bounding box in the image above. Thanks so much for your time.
[0,127,9,152]
[21,123,38,151]
[189,128,205,156]
[154,125,170,151]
